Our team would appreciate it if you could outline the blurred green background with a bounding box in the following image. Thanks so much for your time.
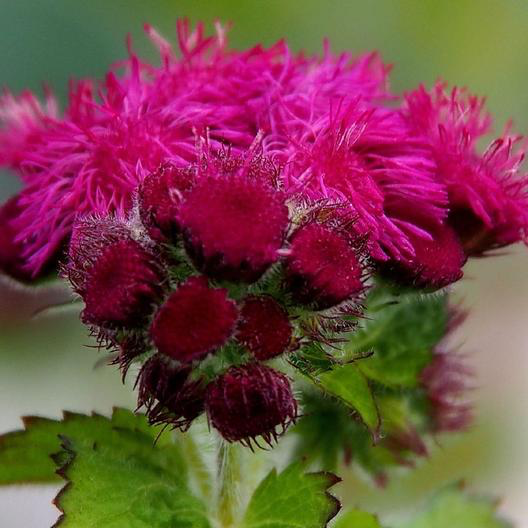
[0,1,527,526]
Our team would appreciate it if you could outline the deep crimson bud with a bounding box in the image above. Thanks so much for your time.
[151,276,238,363]
[66,216,131,295]
[138,163,195,241]
[0,195,33,281]
[286,224,364,309]
[205,364,297,445]
[179,176,288,282]
[380,222,466,290]
[82,239,164,327]
[236,296,292,360]
[137,354,206,430]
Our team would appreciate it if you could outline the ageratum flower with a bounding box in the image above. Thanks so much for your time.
[403,82,528,255]
[9,20,523,452]
[137,354,206,431]
[1,20,460,280]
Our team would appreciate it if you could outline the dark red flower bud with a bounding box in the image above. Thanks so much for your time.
[137,354,205,430]
[236,296,292,360]
[0,195,33,281]
[380,222,467,290]
[82,239,164,327]
[66,216,131,295]
[205,364,297,445]
[151,276,238,363]
[138,163,195,241]
[286,224,364,309]
[179,176,288,282]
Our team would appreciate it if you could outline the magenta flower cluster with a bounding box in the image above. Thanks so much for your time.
[0,21,525,444]
[64,149,366,444]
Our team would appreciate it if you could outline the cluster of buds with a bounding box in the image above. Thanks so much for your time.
[63,148,368,446]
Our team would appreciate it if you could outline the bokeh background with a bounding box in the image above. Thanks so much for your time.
[0,1,527,526]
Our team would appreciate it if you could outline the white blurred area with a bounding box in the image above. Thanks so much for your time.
[0,246,527,527]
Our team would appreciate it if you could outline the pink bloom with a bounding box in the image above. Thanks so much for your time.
[0,195,35,281]
[404,82,528,254]
[0,21,397,277]
[420,307,473,432]
[268,98,445,260]
[379,217,467,290]
[421,347,473,432]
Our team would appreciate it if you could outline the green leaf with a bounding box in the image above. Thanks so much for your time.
[242,462,341,528]
[316,364,380,438]
[54,434,210,528]
[398,486,512,528]
[333,509,382,528]
[345,291,448,389]
[0,408,185,485]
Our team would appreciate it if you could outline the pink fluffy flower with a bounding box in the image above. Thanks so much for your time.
[0,21,399,277]
[403,82,528,254]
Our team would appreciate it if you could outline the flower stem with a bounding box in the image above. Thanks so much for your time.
[177,429,213,505]
[216,439,241,528]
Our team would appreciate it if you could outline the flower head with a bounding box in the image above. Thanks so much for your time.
[286,223,365,308]
[151,276,238,363]
[65,216,137,295]
[236,296,293,360]
[205,363,297,445]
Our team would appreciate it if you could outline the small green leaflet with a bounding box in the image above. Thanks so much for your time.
[316,364,380,439]
[242,462,341,528]
[0,408,185,485]
[397,485,512,528]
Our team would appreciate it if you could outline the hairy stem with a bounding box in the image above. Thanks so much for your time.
[216,439,241,528]
[176,429,213,506]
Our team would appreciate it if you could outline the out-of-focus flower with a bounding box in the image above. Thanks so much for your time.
[403,82,528,255]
